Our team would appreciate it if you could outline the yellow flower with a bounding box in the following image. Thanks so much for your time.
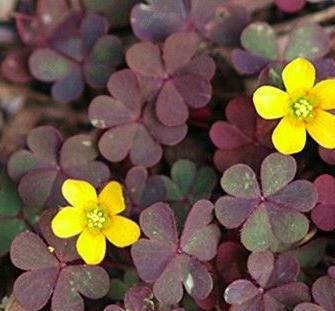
[51,179,140,265]
[253,57,335,154]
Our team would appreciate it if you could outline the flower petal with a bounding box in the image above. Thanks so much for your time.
[253,86,289,119]
[99,181,126,215]
[282,58,315,94]
[272,116,306,154]
[62,179,98,209]
[310,79,335,110]
[51,206,85,238]
[307,110,335,149]
[76,229,106,265]
[104,215,140,247]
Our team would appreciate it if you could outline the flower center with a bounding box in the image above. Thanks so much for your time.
[291,97,314,119]
[86,208,107,229]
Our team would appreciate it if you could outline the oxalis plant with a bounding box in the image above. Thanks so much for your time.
[3,0,335,310]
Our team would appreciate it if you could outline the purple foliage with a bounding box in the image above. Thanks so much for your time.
[131,200,221,305]
[215,153,318,251]
[225,251,311,310]
[89,69,187,167]
[10,210,110,311]
[231,22,331,82]
[29,13,123,103]
[312,174,335,231]
[126,31,215,127]
[131,0,250,44]
[7,126,110,208]
[210,97,275,172]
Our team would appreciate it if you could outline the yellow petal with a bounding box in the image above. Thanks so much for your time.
[51,206,85,238]
[99,181,125,215]
[76,229,106,265]
[282,58,315,94]
[309,79,335,110]
[104,215,140,247]
[253,86,289,119]
[272,116,306,154]
[306,110,335,149]
[62,179,98,209]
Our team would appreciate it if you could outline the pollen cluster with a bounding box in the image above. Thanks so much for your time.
[86,208,107,229]
[291,98,313,119]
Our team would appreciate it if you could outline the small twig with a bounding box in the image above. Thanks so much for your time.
[0,82,52,103]
[274,5,335,34]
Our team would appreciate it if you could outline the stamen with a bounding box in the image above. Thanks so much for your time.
[86,208,107,229]
[291,98,313,119]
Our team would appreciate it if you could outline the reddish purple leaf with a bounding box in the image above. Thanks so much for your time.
[294,303,325,311]
[139,202,178,244]
[215,196,258,229]
[163,32,199,74]
[156,81,188,126]
[153,255,183,305]
[312,174,335,231]
[312,276,335,311]
[14,268,59,311]
[180,200,220,261]
[131,239,176,283]
[274,0,305,13]
[224,280,259,305]
[10,231,59,270]
[247,251,275,288]
[125,166,166,211]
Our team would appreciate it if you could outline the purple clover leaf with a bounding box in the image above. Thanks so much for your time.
[29,13,123,103]
[131,200,221,305]
[319,146,335,165]
[209,97,275,172]
[15,0,68,47]
[0,170,27,256]
[274,0,306,13]
[7,126,110,208]
[224,251,311,310]
[215,153,317,252]
[311,174,335,231]
[2,0,69,84]
[125,166,166,214]
[130,0,249,45]
[126,32,215,126]
[89,69,187,167]
[232,22,331,82]
[312,275,335,311]
[104,286,155,311]
[10,210,110,311]
[293,303,325,311]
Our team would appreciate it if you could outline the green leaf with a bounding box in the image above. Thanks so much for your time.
[171,160,196,196]
[29,48,74,82]
[221,164,260,199]
[241,205,274,251]
[162,176,183,201]
[0,171,21,217]
[109,279,127,300]
[285,24,330,61]
[241,22,278,60]
[261,153,296,197]
[189,166,217,204]
[270,208,309,244]
[124,269,139,287]
[289,238,327,268]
